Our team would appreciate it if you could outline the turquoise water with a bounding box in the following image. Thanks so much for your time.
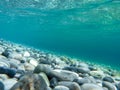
[0,0,120,69]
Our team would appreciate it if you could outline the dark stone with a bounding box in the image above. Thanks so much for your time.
[63,66,78,73]
[0,67,16,78]
[39,58,52,65]
[34,64,52,75]
[88,66,97,71]
[116,83,120,90]
[73,78,91,85]
[103,76,114,83]
[77,67,90,74]
[6,68,16,78]
[0,81,4,90]
[2,49,12,58]
[50,77,58,88]
[20,60,25,63]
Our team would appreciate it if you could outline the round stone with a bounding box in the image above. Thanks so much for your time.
[81,83,104,90]
[54,86,69,90]
[103,76,114,83]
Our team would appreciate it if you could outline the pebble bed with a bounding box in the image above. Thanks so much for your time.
[0,39,120,90]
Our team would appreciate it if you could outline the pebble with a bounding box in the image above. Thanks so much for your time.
[54,85,70,90]
[0,74,9,80]
[116,82,120,90]
[77,67,90,74]
[0,47,4,54]
[39,72,50,86]
[29,59,38,66]
[8,52,22,60]
[89,70,105,79]
[73,77,91,85]
[81,83,104,90]
[102,81,117,90]
[50,69,79,81]
[34,64,52,75]
[0,67,16,78]
[23,51,30,57]
[58,81,81,90]
[3,79,17,90]
[50,77,58,88]
[24,63,35,71]
[103,76,114,83]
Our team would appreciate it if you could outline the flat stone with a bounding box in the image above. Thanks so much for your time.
[54,85,70,90]
[29,59,38,67]
[102,81,117,90]
[0,55,10,67]
[81,83,104,90]
[3,79,17,90]
[23,51,30,57]
[73,77,91,85]
[58,81,81,90]
[24,63,35,71]
[8,52,22,60]
[50,69,79,81]
[39,72,50,86]
[0,74,9,80]
[103,76,114,83]
[34,64,52,75]
[0,67,16,78]
[79,63,88,68]
[90,70,105,79]
[77,67,90,74]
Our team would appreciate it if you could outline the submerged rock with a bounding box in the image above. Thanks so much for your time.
[10,73,48,90]
[0,67,16,78]
[116,82,120,90]
[73,77,91,85]
[0,47,4,54]
[50,77,58,88]
[81,83,104,90]
[39,72,50,87]
[34,64,52,75]
[3,79,17,90]
[102,81,117,90]
[23,51,30,57]
[0,55,10,67]
[50,69,79,81]
[103,76,114,83]
[89,70,105,79]
[54,85,70,90]
[58,81,81,90]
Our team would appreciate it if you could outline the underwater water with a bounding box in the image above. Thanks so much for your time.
[0,0,120,69]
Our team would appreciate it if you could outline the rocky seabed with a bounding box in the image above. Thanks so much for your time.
[0,39,120,90]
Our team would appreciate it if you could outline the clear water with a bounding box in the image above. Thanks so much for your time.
[0,0,120,69]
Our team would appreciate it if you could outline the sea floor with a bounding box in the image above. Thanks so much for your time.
[0,39,120,90]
